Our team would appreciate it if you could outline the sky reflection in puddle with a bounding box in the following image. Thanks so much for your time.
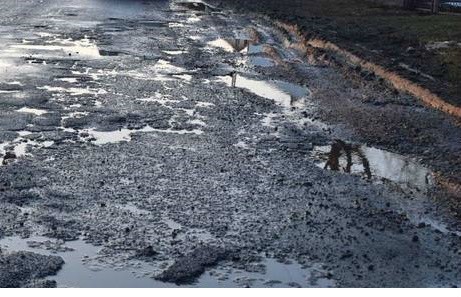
[76,125,204,145]
[217,74,310,108]
[0,235,334,288]
[11,36,101,59]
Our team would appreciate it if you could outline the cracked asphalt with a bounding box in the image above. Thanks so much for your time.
[0,0,460,288]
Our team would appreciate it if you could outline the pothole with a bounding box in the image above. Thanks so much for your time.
[0,235,333,288]
[16,107,48,115]
[65,125,204,145]
[208,38,260,53]
[312,140,434,191]
[216,73,310,108]
[11,36,101,59]
[0,132,54,166]
[0,236,172,288]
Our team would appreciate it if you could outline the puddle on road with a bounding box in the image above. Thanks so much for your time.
[0,132,54,166]
[207,38,274,67]
[11,36,101,59]
[205,258,335,288]
[123,60,193,82]
[0,236,173,288]
[249,56,275,67]
[313,140,434,191]
[217,74,310,108]
[55,77,79,83]
[208,38,261,54]
[175,1,217,12]
[0,235,333,288]
[74,125,203,145]
[16,107,48,115]
[163,50,188,56]
[154,59,189,75]
[39,85,107,96]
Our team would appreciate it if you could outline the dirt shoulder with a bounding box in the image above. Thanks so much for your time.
[210,0,461,107]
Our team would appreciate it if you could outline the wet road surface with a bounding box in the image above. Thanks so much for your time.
[1,0,461,288]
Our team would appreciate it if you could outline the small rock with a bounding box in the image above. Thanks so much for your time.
[137,246,158,258]
[4,151,16,160]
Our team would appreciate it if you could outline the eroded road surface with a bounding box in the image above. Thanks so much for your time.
[1,0,461,288]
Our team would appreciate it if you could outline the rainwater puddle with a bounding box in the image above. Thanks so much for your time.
[0,235,333,287]
[0,132,54,166]
[16,107,48,115]
[249,56,275,67]
[208,38,262,54]
[77,125,203,145]
[0,236,174,288]
[207,38,273,67]
[55,77,79,83]
[163,50,188,56]
[11,36,101,59]
[201,258,335,288]
[39,85,107,96]
[123,60,192,82]
[116,203,151,216]
[175,1,217,12]
[312,140,434,191]
[217,74,310,108]
[418,218,461,237]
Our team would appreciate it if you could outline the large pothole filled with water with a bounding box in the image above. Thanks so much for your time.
[312,140,434,192]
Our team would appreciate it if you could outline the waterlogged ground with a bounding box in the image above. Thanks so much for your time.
[0,0,461,288]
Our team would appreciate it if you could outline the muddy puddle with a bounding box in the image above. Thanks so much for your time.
[62,125,204,146]
[313,140,434,191]
[11,35,101,59]
[122,59,193,82]
[217,74,310,108]
[0,236,333,288]
[208,38,262,54]
[208,37,276,68]
[39,85,107,96]
[0,235,174,288]
[249,56,275,67]
[0,131,54,166]
[175,1,218,13]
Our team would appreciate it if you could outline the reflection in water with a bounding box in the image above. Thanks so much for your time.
[219,73,310,108]
[176,1,218,12]
[314,140,434,191]
[0,235,333,288]
[208,38,262,54]
[224,39,251,53]
[323,140,372,179]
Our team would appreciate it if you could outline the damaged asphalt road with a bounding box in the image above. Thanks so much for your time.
[0,0,460,288]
